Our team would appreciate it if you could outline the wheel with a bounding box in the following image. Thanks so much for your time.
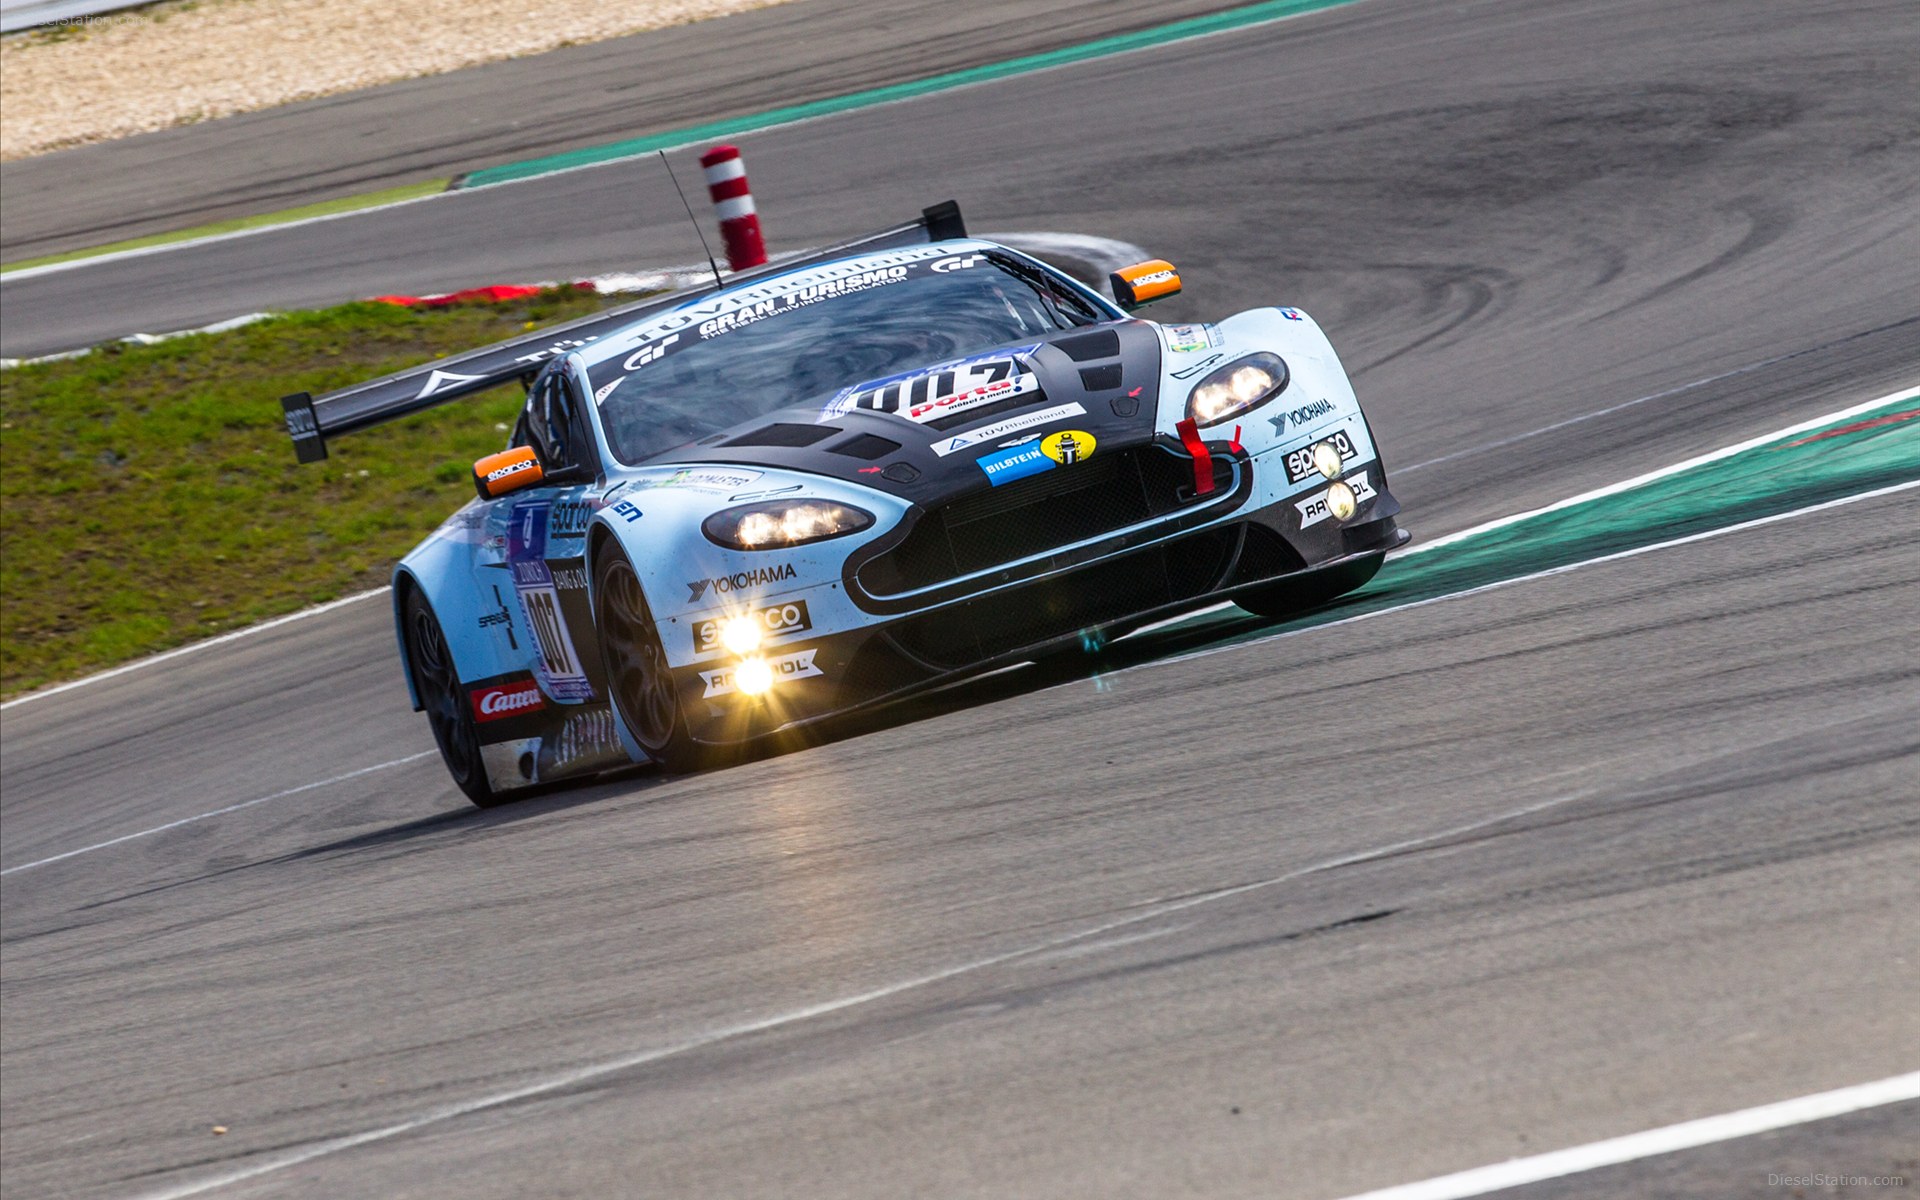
[594,545,703,773]
[403,589,506,808]
[1234,553,1385,620]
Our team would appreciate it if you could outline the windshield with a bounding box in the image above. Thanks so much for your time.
[588,251,1111,464]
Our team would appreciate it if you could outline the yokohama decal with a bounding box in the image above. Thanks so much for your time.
[472,678,546,722]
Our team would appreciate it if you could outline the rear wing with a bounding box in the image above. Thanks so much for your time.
[280,201,966,462]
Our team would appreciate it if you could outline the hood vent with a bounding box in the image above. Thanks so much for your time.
[723,423,837,448]
[1053,328,1121,361]
[830,433,901,460]
[1079,364,1124,391]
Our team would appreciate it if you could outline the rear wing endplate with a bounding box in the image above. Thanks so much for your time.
[280,201,965,462]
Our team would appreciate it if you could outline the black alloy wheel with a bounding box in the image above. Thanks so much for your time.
[594,546,701,773]
[403,589,505,808]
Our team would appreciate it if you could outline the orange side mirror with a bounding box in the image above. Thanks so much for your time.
[1110,260,1182,309]
[473,446,544,500]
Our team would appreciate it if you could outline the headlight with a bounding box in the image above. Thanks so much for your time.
[1326,481,1358,520]
[1185,352,1289,427]
[702,500,874,551]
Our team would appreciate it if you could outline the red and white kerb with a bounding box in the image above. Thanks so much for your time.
[699,145,768,271]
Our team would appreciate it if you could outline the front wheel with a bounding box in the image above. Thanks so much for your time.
[594,546,704,773]
[403,589,506,808]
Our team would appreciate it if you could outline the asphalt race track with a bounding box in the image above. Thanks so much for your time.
[2,1,1918,1197]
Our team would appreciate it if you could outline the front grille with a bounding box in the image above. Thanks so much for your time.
[857,445,1233,597]
[885,528,1239,668]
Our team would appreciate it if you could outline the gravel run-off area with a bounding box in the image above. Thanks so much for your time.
[0,0,796,161]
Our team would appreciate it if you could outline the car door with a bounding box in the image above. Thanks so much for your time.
[495,365,606,707]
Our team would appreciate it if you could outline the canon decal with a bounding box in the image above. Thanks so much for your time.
[471,679,547,722]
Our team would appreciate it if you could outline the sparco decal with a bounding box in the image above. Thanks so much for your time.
[1284,429,1358,484]
[687,562,797,603]
[472,679,546,722]
[700,648,823,698]
[693,599,812,653]
[1270,398,1337,434]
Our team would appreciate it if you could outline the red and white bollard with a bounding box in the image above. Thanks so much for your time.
[699,145,767,272]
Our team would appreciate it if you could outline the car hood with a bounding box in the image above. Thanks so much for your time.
[640,320,1165,508]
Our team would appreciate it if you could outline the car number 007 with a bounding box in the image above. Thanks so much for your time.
[523,589,579,677]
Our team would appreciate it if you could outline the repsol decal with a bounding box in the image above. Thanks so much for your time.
[686,562,797,603]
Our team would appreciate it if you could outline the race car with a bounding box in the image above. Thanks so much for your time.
[281,203,1407,805]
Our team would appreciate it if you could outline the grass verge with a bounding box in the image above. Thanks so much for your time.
[0,286,620,698]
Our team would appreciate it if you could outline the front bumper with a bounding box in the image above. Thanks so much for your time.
[674,444,1405,746]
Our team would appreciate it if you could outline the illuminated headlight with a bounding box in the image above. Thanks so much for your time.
[1185,352,1289,427]
[734,657,775,696]
[1312,441,1344,479]
[1326,480,1358,520]
[703,500,873,551]
[718,616,763,655]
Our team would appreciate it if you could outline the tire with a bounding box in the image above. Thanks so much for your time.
[594,545,703,773]
[1234,553,1385,620]
[403,589,506,808]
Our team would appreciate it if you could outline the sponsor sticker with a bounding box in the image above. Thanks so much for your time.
[931,402,1088,457]
[931,254,986,273]
[618,332,681,375]
[1268,397,1337,435]
[975,443,1053,486]
[637,467,764,492]
[1040,429,1096,465]
[1283,429,1358,484]
[1295,471,1377,528]
[507,503,595,702]
[821,346,1042,422]
[700,648,823,698]
[547,707,626,772]
[698,267,912,339]
[1280,307,1305,321]
[471,678,546,723]
[693,600,813,654]
[1166,324,1219,354]
[686,562,797,603]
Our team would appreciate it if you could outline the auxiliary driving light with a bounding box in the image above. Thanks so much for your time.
[1326,480,1358,521]
[734,657,776,696]
[718,615,763,656]
[1312,440,1344,479]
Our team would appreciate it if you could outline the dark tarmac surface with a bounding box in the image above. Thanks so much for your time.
[3,0,1917,1196]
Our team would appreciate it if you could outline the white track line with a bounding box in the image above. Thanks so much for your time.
[1124,382,1919,643]
[1132,479,1920,676]
[1331,1070,1920,1200]
[1401,382,1918,557]
[0,751,433,877]
[118,780,1633,1200]
[120,475,1919,1200]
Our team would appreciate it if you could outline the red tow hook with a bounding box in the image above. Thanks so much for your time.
[1176,417,1214,496]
